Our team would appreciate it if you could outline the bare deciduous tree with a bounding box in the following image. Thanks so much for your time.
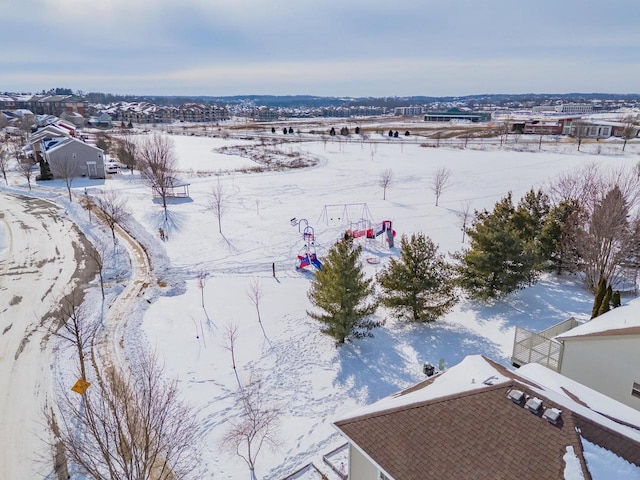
[222,375,280,480]
[570,120,589,152]
[85,236,110,300]
[0,147,10,185]
[116,129,137,174]
[80,193,96,223]
[94,189,129,243]
[247,279,271,344]
[49,353,201,480]
[548,163,640,291]
[209,179,228,234]
[52,294,97,380]
[581,185,640,291]
[620,120,638,152]
[378,169,393,200]
[137,133,177,220]
[247,280,263,325]
[431,167,452,206]
[197,271,208,309]
[224,322,240,372]
[460,201,472,243]
[50,156,82,202]
[17,157,36,190]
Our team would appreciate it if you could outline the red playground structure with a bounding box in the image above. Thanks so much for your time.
[347,220,396,248]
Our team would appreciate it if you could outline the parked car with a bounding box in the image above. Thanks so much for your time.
[105,160,125,174]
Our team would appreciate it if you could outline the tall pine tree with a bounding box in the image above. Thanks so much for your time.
[377,233,457,322]
[307,235,379,345]
[454,193,539,300]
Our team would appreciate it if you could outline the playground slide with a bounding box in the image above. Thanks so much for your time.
[367,221,396,239]
[297,254,322,271]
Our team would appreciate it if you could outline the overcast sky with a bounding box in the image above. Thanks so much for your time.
[2,0,639,97]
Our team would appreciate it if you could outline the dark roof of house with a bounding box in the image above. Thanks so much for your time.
[334,356,640,480]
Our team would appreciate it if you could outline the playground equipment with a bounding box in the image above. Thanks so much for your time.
[347,219,396,248]
[317,203,373,227]
[292,218,322,271]
[317,203,396,248]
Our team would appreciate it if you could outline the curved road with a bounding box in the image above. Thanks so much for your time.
[0,191,152,478]
[0,192,95,479]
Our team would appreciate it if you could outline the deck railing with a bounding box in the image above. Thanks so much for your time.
[511,317,581,371]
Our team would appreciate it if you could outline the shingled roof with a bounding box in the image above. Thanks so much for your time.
[334,356,640,480]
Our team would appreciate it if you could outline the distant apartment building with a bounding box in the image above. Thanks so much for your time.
[12,94,87,116]
[394,106,424,116]
[554,103,594,114]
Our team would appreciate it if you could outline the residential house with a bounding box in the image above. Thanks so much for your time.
[41,137,105,179]
[555,299,640,411]
[27,120,77,161]
[87,113,113,129]
[512,298,640,411]
[334,355,640,480]
[60,111,86,128]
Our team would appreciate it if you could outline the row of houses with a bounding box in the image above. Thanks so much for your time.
[24,117,106,179]
[101,102,230,124]
[330,298,640,479]
[0,93,88,117]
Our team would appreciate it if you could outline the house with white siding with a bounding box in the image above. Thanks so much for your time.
[41,137,105,179]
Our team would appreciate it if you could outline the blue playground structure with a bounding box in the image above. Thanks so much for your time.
[292,218,322,271]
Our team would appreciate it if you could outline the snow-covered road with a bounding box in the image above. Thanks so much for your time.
[0,193,93,479]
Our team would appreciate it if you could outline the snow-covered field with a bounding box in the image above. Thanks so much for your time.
[1,128,639,478]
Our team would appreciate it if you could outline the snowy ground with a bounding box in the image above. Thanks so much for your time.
[1,127,639,479]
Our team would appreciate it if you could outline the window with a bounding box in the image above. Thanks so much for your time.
[379,472,391,480]
[632,382,640,399]
[72,153,76,159]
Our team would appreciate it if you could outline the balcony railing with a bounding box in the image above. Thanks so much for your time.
[511,317,581,372]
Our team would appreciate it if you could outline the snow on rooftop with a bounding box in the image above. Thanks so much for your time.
[338,353,640,446]
[563,446,585,480]
[335,355,510,421]
[581,438,640,479]
[556,297,640,339]
[516,362,640,442]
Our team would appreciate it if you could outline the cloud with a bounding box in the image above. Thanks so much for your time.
[1,0,639,95]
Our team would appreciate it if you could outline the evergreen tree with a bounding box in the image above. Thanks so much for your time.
[307,236,379,345]
[597,284,613,316]
[513,188,550,281]
[454,193,539,300]
[591,277,607,319]
[513,188,550,243]
[538,199,582,275]
[377,233,457,322]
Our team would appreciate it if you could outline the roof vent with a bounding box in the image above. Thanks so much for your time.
[507,389,525,404]
[542,408,562,424]
[525,397,543,414]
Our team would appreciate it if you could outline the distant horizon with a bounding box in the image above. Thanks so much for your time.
[2,2,639,98]
[4,90,640,100]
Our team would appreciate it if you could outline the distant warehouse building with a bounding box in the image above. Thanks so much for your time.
[424,108,492,123]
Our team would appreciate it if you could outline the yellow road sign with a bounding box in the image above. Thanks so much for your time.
[71,379,91,395]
